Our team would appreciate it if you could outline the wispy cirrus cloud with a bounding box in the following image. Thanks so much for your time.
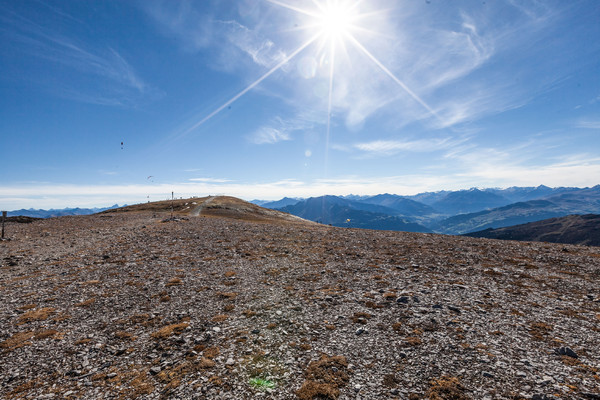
[220,20,286,68]
[188,177,233,183]
[455,155,600,189]
[353,138,457,156]
[1,5,155,106]
[145,0,587,139]
[408,13,494,93]
[141,0,215,52]
[248,116,314,144]
[332,136,465,158]
[575,119,600,130]
[142,1,285,71]
[243,0,559,134]
[250,126,292,144]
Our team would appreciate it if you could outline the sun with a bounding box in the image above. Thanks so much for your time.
[177,0,439,139]
[316,0,358,39]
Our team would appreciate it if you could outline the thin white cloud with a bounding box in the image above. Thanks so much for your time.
[456,156,600,189]
[143,1,286,71]
[248,116,314,144]
[220,20,286,68]
[188,178,233,183]
[3,156,599,210]
[250,127,292,144]
[413,14,494,93]
[310,3,500,130]
[98,170,119,176]
[439,132,600,188]
[1,7,154,106]
[141,0,587,138]
[141,0,214,52]
[352,138,456,156]
[575,119,600,130]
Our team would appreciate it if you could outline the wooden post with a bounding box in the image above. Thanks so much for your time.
[1,211,6,239]
[171,192,174,219]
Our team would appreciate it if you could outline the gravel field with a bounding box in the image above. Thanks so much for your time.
[1,198,599,399]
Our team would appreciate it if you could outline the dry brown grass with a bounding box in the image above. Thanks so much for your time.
[383,292,397,300]
[365,301,383,309]
[93,367,154,398]
[165,277,182,287]
[128,369,154,397]
[426,376,469,399]
[529,321,553,341]
[75,298,95,307]
[150,323,189,339]
[217,292,238,300]
[17,307,56,324]
[156,362,195,391]
[350,312,372,324]
[405,336,423,346]
[6,380,38,398]
[296,354,350,400]
[34,329,60,340]
[0,331,34,351]
[296,381,340,400]
[211,314,228,323]
[223,304,235,312]
[114,330,136,341]
[160,294,171,302]
[383,374,399,388]
[203,347,220,359]
[198,357,215,368]
[298,343,312,351]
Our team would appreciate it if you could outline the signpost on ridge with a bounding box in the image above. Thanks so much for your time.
[1,211,6,240]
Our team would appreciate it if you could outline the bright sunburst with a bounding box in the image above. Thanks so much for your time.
[315,0,358,39]
[179,0,437,139]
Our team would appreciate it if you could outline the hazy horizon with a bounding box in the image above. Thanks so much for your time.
[2,1,599,210]
[4,184,599,212]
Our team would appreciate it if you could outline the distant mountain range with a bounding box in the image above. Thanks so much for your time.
[259,197,304,209]
[253,185,600,237]
[8,185,600,244]
[432,186,600,234]
[7,205,120,218]
[277,195,431,232]
[464,214,600,247]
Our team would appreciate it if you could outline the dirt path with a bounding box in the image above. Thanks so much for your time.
[190,195,216,216]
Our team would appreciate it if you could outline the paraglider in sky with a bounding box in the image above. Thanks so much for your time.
[121,141,123,149]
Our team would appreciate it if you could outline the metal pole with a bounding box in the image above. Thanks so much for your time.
[1,211,6,239]
[171,192,174,219]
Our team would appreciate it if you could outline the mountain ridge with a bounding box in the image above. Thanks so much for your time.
[464,214,600,247]
[6,186,599,242]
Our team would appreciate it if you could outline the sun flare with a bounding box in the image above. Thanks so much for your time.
[180,0,438,139]
[316,1,357,38]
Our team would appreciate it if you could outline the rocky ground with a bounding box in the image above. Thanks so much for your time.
[1,197,599,399]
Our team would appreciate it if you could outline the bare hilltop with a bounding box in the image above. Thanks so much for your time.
[1,197,599,399]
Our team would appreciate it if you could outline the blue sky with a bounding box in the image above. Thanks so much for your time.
[1,0,599,209]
